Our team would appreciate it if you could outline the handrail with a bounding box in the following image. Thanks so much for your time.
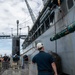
[21,47,35,56]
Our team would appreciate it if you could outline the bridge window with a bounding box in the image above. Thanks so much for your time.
[45,17,50,30]
[40,24,44,34]
[67,0,74,9]
[37,31,39,37]
[37,24,39,28]
[35,25,37,31]
[50,11,55,23]
[34,32,37,39]
[38,28,41,36]
[32,36,34,41]
[33,27,36,31]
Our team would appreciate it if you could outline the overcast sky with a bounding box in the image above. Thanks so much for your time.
[0,0,43,56]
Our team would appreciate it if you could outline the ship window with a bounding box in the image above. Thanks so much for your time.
[45,17,50,30]
[37,21,40,27]
[67,0,73,9]
[60,0,67,15]
[34,34,36,39]
[35,25,37,31]
[34,33,37,39]
[41,24,44,34]
[36,32,38,38]
[50,11,55,23]
[32,29,35,35]
[37,24,39,28]
[32,37,34,41]
[37,31,39,37]
[31,37,32,42]
[33,26,36,31]
[32,36,35,41]
[38,28,41,36]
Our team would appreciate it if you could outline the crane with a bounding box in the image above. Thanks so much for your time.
[25,0,36,24]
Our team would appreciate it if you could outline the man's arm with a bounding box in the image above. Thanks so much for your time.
[32,56,36,63]
[51,62,58,75]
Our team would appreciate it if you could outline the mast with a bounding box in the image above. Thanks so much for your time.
[25,0,36,24]
[42,0,48,6]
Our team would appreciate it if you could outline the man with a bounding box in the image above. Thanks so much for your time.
[3,54,10,69]
[13,54,20,62]
[32,43,58,75]
[3,54,10,62]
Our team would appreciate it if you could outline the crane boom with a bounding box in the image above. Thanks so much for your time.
[25,0,36,24]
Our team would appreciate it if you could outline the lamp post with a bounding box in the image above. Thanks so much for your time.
[16,20,19,36]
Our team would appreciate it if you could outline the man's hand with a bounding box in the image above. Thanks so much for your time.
[51,62,58,75]
[54,73,58,75]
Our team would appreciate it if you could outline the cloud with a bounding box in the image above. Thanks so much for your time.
[0,0,43,33]
[0,49,12,56]
[0,0,43,55]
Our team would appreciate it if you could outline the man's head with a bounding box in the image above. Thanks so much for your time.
[4,54,6,56]
[37,43,44,51]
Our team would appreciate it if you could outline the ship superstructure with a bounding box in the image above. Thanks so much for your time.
[22,0,75,75]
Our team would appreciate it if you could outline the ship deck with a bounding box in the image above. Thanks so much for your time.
[0,62,29,75]
[1,68,28,75]
[0,62,68,75]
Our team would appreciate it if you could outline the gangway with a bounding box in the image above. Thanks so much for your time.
[0,35,11,39]
[0,35,27,39]
[2,68,29,75]
[0,60,29,75]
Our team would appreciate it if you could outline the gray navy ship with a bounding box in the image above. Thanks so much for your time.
[22,0,75,75]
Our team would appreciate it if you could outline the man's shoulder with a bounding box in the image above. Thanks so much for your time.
[32,53,39,63]
[34,53,39,57]
[33,53,40,59]
[45,52,53,57]
[44,52,50,55]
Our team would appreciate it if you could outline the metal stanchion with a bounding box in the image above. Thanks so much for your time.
[0,62,2,72]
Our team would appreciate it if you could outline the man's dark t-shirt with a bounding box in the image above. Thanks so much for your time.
[3,56,10,62]
[32,51,55,72]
